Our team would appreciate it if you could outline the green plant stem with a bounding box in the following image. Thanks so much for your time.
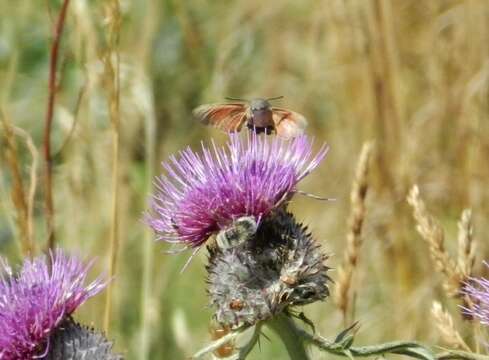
[139,77,157,360]
[266,314,310,360]
[191,317,487,360]
[436,350,489,360]
[232,324,262,360]
[297,327,435,360]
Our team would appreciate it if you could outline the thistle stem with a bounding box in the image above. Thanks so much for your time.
[235,324,262,359]
[192,317,485,360]
[266,314,310,360]
[296,327,436,360]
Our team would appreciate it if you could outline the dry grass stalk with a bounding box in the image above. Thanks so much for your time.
[103,0,122,335]
[457,209,476,279]
[431,301,471,352]
[12,126,39,256]
[334,142,374,324]
[53,83,86,158]
[44,0,71,251]
[407,186,461,297]
[135,3,159,357]
[362,0,402,190]
[0,110,34,256]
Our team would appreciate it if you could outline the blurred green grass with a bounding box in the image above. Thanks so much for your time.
[1,0,489,359]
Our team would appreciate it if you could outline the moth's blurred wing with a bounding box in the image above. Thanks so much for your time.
[193,103,248,132]
[271,108,308,139]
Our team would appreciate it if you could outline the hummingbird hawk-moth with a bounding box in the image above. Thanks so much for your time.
[193,97,308,139]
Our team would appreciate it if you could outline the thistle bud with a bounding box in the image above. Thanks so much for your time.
[207,209,330,327]
[45,318,122,360]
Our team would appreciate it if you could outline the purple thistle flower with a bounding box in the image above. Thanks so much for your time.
[462,261,489,326]
[146,133,328,248]
[0,250,106,360]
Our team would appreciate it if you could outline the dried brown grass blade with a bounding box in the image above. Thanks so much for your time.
[44,0,72,251]
[0,109,34,256]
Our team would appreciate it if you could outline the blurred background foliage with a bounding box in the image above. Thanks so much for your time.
[1,0,488,359]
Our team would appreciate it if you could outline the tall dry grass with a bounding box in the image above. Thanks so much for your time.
[102,0,123,335]
[1,0,489,358]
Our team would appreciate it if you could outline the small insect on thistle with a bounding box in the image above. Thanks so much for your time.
[229,298,245,311]
[209,322,235,358]
[215,216,258,250]
[280,274,298,286]
[193,96,308,139]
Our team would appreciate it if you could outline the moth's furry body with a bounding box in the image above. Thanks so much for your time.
[247,98,274,132]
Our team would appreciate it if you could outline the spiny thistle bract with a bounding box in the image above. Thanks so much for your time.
[207,209,330,327]
[0,250,109,360]
[45,318,121,360]
[145,133,328,248]
[462,261,489,326]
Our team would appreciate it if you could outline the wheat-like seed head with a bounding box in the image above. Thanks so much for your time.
[334,142,373,322]
[457,209,476,279]
[431,301,471,351]
[407,186,461,297]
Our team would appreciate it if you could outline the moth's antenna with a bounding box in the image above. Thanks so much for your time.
[266,96,284,101]
[179,246,202,273]
[225,97,248,102]
[296,190,336,202]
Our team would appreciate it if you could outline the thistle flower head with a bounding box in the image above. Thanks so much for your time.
[0,250,106,360]
[207,209,330,327]
[462,261,489,326]
[146,133,328,247]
